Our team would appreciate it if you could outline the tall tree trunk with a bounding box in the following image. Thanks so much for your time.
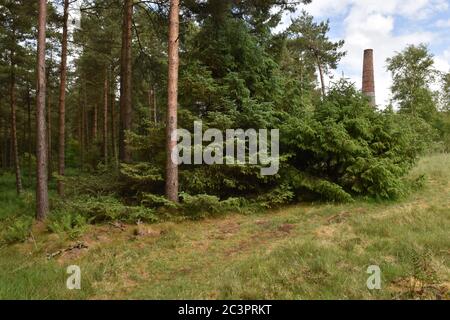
[36,0,49,220]
[27,86,32,186]
[10,49,23,194]
[81,81,87,170]
[110,68,118,168]
[77,101,81,164]
[57,0,69,196]
[153,86,157,124]
[47,51,53,180]
[148,88,152,122]
[1,106,8,170]
[165,0,180,202]
[47,91,52,179]
[315,55,326,97]
[119,0,133,163]
[103,70,108,166]
[9,129,13,167]
[92,104,98,142]
[149,86,157,124]
[79,83,85,171]
[21,98,26,162]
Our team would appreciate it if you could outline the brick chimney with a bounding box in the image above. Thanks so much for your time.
[362,49,376,106]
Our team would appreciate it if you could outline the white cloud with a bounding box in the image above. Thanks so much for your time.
[435,47,450,71]
[303,0,353,17]
[302,0,448,19]
[435,19,450,28]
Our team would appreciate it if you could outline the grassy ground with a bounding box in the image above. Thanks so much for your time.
[0,154,449,300]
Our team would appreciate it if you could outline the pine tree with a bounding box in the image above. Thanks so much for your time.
[287,11,345,97]
[36,0,49,220]
[57,0,70,196]
[165,0,180,202]
[119,0,133,163]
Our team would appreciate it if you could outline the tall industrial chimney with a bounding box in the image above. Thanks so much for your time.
[362,49,376,106]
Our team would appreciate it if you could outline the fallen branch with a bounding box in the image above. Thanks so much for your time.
[47,242,89,260]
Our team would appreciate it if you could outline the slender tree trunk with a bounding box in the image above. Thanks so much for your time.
[47,90,52,179]
[119,0,133,163]
[148,88,152,122]
[36,0,49,220]
[10,51,23,194]
[315,55,326,97]
[57,0,69,196]
[3,106,11,170]
[21,101,26,162]
[77,101,81,161]
[110,69,118,168]
[81,81,87,170]
[0,107,7,170]
[27,86,32,185]
[111,97,117,167]
[103,70,108,166]
[79,84,85,171]
[149,86,157,124]
[85,92,90,148]
[4,118,10,170]
[46,50,53,180]
[153,86,157,124]
[165,0,180,202]
[92,104,98,141]
[9,131,13,168]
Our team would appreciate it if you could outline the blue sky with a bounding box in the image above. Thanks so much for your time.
[280,0,450,106]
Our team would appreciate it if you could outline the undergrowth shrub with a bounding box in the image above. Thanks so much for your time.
[47,211,90,239]
[179,193,246,219]
[54,196,158,224]
[1,215,33,244]
[61,172,122,197]
[256,184,295,208]
[285,168,354,202]
[120,163,164,196]
[140,193,178,209]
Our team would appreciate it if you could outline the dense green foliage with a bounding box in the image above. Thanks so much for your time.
[387,44,450,151]
[387,44,438,121]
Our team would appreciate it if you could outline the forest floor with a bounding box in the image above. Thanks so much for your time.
[0,154,449,300]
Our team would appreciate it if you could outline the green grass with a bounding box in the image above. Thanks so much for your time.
[0,154,449,300]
